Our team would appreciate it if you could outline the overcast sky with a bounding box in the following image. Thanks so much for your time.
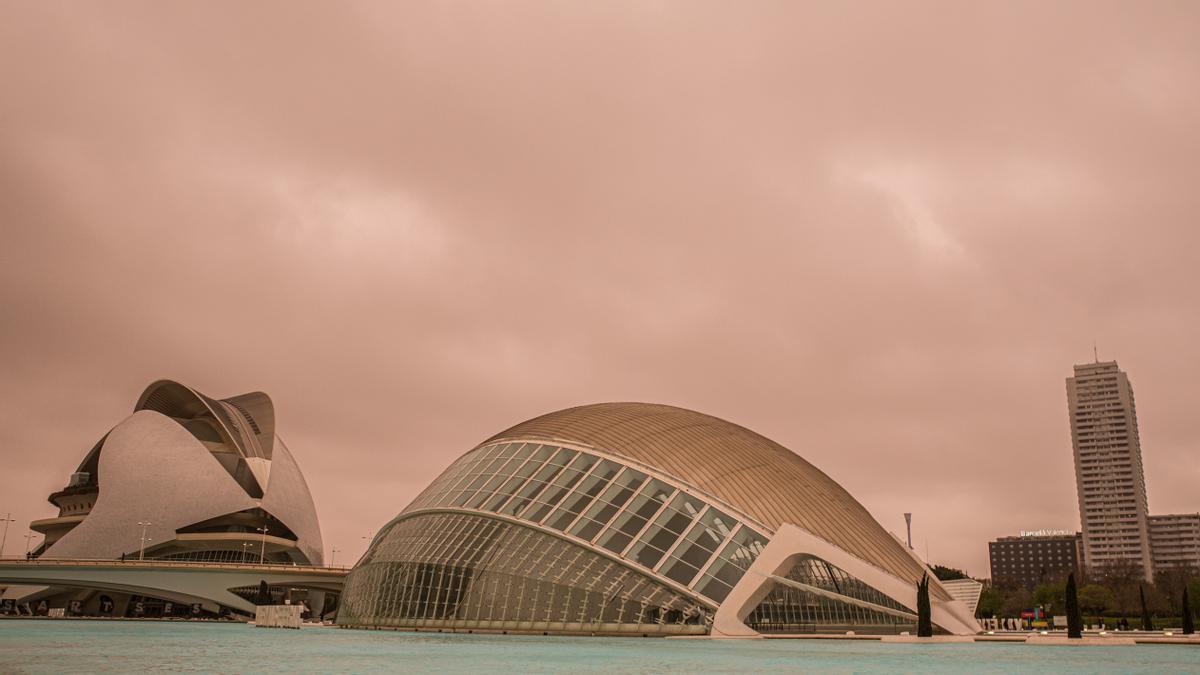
[2,1,1198,576]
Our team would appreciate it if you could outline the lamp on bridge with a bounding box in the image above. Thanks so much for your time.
[23,531,41,559]
[256,526,269,564]
[0,513,15,558]
[137,521,152,560]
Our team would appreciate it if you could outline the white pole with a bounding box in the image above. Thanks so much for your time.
[330,547,340,567]
[137,521,151,560]
[24,532,38,557]
[258,526,269,564]
[0,513,15,558]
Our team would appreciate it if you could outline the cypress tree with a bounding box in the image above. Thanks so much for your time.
[1139,585,1153,631]
[916,573,933,637]
[1183,586,1195,635]
[255,580,271,606]
[1065,572,1082,639]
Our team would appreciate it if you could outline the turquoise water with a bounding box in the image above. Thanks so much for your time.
[0,620,1197,674]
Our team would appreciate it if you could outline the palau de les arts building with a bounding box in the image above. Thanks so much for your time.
[11,380,324,616]
[339,403,980,636]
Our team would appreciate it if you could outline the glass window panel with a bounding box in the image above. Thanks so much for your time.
[633,479,674,519]
[588,459,623,482]
[450,472,493,506]
[482,476,530,512]
[612,468,648,490]
[499,463,566,516]
[520,457,595,523]
[463,466,521,509]
[463,448,542,510]
[544,461,620,531]
[696,574,733,603]
[660,558,701,586]
[628,535,669,568]
[569,517,606,543]
[482,451,547,512]
[626,495,696,569]
[658,508,695,537]
[527,444,555,463]
[670,493,706,520]
[595,479,672,554]
[606,509,648,542]
[663,507,733,575]
[566,452,599,474]
[598,528,635,555]
[696,527,769,599]
[567,469,646,541]
[545,447,579,467]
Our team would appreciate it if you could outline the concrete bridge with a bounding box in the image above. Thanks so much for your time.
[0,558,348,616]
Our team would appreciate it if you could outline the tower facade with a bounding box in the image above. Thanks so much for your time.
[1067,361,1154,581]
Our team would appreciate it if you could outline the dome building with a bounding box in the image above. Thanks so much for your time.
[339,403,979,636]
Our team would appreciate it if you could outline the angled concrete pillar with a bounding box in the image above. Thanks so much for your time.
[712,523,980,637]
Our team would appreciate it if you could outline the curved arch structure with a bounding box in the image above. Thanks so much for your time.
[10,380,324,617]
[339,403,980,636]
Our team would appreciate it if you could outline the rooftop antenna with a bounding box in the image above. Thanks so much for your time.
[1093,341,1100,363]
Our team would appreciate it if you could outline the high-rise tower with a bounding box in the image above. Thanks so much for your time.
[1067,360,1154,581]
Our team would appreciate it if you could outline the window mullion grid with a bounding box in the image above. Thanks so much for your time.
[652,503,710,575]
[689,522,745,590]
[439,447,496,503]
[619,486,679,558]
[482,444,545,513]
[505,453,570,519]
[559,465,627,536]
[534,456,603,527]
[514,449,581,521]
[587,472,650,546]
[466,444,532,510]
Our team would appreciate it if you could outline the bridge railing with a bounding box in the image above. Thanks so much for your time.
[0,556,351,573]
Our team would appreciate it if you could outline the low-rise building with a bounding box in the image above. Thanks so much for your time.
[1149,513,1200,573]
[988,531,1083,589]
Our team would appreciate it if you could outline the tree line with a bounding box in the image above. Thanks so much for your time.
[935,562,1200,627]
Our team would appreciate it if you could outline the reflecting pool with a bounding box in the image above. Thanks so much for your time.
[1,620,1197,674]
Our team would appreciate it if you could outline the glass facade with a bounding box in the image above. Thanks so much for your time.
[151,549,269,564]
[338,512,710,634]
[745,555,916,634]
[336,403,971,636]
[399,440,769,603]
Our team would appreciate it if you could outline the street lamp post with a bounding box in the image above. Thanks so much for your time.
[242,541,253,562]
[0,513,15,558]
[257,526,269,565]
[24,532,40,558]
[330,547,340,567]
[137,521,152,560]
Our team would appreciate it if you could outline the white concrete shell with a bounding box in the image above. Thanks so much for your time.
[39,381,324,566]
[42,410,259,560]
